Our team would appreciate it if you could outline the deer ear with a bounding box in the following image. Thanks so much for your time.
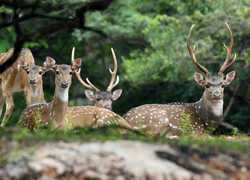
[223,71,236,86]
[18,63,29,71]
[72,58,82,71]
[43,57,56,70]
[194,72,206,86]
[84,90,96,101]
[112,89,123,101]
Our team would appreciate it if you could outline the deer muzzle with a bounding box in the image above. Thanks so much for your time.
[29,79,36,85]
[61,82,69,89]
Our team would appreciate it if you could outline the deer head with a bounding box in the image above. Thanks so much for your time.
[75,48,122,110]
[44,48,82,101]
[187,22,236,102]
[20,64,45,88]
[19,62,54,89]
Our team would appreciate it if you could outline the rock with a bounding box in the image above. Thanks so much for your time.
[0,141,249,180]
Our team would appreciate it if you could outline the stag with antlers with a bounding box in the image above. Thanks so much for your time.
[75,48,122,110]
[123,22,237,135]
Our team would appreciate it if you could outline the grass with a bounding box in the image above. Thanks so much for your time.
[0,126,250,159]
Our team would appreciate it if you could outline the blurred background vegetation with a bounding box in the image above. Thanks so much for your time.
[0,0,249,132]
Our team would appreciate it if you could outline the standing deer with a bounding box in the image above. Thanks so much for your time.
[19,64,47,105]
[21,48,133,130]
[75,48,122,110]
[0,48,43,126]
[123,23,237,135]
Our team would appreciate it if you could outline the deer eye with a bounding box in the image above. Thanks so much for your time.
[69,71,72,75]
[39,71,43,75]
[26,70,29,74]
[56,71,60,75]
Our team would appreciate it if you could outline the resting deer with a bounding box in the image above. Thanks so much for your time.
[0,48,44,126]
[21,48,133,130]
[123,23,237,135]
[75,48,122,110]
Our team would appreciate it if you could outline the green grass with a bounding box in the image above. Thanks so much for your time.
[0,126,249,159]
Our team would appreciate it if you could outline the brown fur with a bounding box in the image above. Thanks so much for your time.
[67,106,132,129]
[21,58,133,131]
[0,48,38,126]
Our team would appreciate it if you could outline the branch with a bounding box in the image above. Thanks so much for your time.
[0,0,35,9]
[0,6,24,73]
[0,13,73,29]
[0,0,113,73]
[83,26,107,38]
[0,0,113,35]
[0,0,64,10]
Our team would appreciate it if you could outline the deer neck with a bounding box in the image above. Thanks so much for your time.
[50,86,69,127]
[196,92,223,122]
[30,83,45,104]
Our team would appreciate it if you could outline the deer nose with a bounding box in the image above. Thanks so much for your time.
[213,91,221,97]
[29,79,36,85]
[61,82,69,88]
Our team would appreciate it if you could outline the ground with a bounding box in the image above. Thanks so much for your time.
[0,127,250,179]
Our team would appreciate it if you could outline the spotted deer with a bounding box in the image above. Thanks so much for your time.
[75,48,122,110]
[19,64,47,105]
[123,23,237,135]
[0,48,43,126]
[21,48,133,130]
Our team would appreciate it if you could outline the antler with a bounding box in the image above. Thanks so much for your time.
[71,46,75,63]
[75,69,100,91]
[71,46,100,91]
[107,48,120,92]
[218,22,237,74]
[187,24,209,76]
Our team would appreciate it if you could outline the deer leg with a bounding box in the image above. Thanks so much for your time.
[1,95,14,127]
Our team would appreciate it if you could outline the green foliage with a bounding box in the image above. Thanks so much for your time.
[204,125,216,135]
[179,112,195,135]
[231,127,239,136]
[0,0,249,131]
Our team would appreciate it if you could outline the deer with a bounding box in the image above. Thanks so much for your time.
[18,64,47,105]
[123,22,237,135]
[75,48,122,110]
[20,48,133,131]
[0,48,44,126]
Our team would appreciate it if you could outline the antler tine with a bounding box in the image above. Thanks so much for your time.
[107,48,119,91]
[86,78,100,91]
[112,75,120,88]
[219,22,236,74]
[187,24,209,76]
[71,47,75,63]
[75,68,100,91]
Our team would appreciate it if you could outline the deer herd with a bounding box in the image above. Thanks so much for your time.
[0,23,237,136]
